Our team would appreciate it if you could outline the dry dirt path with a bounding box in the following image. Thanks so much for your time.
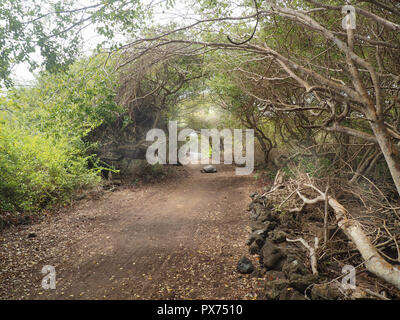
[0,164,264,299]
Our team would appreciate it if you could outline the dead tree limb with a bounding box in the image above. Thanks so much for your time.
[262,169,285,196]
[292,184,400,289]
[287,237,319,275]
[323,182,330,245]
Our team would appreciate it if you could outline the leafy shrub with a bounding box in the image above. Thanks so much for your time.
[132,162,173,183]
[0,120,100,212]
[0,54,121,214]
[282,155,334,179]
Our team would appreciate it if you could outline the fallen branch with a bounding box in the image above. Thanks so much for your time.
[262,169,285,196]
[323,182,330,245]
[363,288,390,300]
[291,183,400,289]
[287,237,319,275]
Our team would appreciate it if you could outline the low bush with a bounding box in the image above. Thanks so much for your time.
[0,54,120,214]
[0,121,100,213]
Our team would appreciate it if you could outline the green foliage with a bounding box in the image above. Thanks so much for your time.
[282,156,335,179]
[0,55,121,213]
[0,0,147,87]
[6,55,122,140]
[0,123,100,212]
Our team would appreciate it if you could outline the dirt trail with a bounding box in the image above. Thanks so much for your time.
[0,164,264,299]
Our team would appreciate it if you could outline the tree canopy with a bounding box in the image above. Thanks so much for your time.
[2,0,400,293]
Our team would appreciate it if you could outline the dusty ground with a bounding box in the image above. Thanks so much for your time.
[0,164,265,299]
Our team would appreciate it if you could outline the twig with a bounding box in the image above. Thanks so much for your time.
[324,179,330,245]
[290,183,400,289]
[383,221,400,263]
[287,237,319,275]
[277,189,297,208]
[363,288,390,300]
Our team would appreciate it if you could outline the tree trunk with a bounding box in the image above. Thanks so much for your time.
[370,119,400,198]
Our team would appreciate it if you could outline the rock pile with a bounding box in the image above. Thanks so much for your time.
[242,192,320,300]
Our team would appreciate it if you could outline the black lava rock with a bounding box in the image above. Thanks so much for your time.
[201,165,217,173]
[237,256,254,274]
[260,240,286,270]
